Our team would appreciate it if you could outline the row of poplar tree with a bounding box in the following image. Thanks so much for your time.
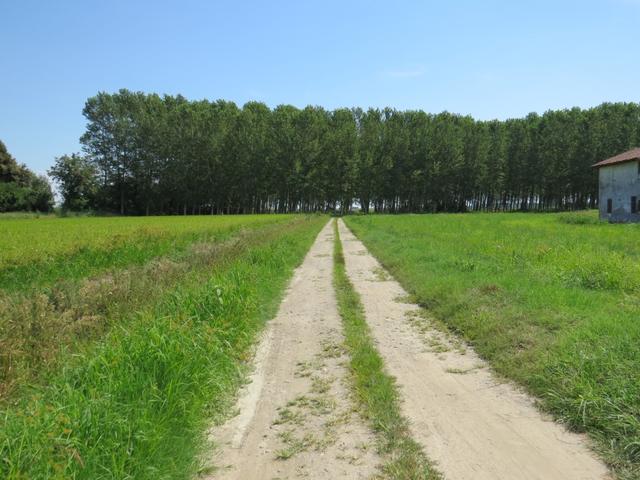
[51,89,640,214]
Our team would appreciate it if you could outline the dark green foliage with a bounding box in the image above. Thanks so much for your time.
[48,154,98,211]
[0,140,54,213]
[76,90,640,214]
[0,141,23,183]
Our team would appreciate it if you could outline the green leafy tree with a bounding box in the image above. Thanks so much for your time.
[74,92,640,215]
[0,140,53,212]
[0,140,23,183]
[48,154,98,211]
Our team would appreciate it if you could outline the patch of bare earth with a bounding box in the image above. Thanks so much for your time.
[337,219,611,480]
[203,221,379,480]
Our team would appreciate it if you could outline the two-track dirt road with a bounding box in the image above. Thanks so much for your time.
[205,220,380,479]
[206,219,611,480]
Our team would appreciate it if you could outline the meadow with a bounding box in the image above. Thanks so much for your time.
[4,210,638,478]
[0,214,290,290]
[345,211,640,479]
[0,214,325,479]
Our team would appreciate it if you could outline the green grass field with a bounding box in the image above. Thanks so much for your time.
[5,210,639,478]
[0,214,291,290]
[0,214,325,479]
[345,211,640,479]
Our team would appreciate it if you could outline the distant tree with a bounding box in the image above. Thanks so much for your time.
[23,173,55,212]
[321,108,357,213]
[48,154,98,211]
[81,90,141,214]
[74,92,640,215]
[269,104,300,213]
[354,108,383,213]
[0,140,21,183]
[0,140,54,212]
[0,172,53,212]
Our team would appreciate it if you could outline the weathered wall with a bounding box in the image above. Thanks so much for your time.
[598,161,640,222]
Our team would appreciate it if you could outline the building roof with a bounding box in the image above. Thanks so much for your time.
[592,147,640,168]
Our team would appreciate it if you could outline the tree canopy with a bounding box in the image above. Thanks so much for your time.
[0,140,53,213]
[48,154,98,211]
[69,90,640,214]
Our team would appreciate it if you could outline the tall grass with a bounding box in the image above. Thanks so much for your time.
[0,215,325,479]
[345,212,640,479]
[0,218,300,398]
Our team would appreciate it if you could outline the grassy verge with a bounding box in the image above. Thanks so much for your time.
[345,212,640,479]
[332,220,440,480]
[0,218,305,399]
[0,215,326,479]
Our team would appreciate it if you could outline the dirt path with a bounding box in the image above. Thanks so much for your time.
[205,220,379,480]
[337,219,611,480]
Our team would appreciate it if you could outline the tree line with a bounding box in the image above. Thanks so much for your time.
[46,90,640,214]
[0,141,53,213]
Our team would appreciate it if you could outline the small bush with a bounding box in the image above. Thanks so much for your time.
[558,211,602,225]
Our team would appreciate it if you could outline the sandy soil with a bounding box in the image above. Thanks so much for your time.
[204,220,379,480]
[337,219,611,480]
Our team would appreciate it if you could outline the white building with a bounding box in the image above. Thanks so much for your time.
[593,147,640,222]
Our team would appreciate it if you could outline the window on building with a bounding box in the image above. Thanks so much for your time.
[633,196,638,214]
[607,198,613,214]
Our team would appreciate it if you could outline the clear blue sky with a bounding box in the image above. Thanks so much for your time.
[1,0,639,175]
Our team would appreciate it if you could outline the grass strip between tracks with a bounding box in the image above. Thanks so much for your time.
[332,219,441,480]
